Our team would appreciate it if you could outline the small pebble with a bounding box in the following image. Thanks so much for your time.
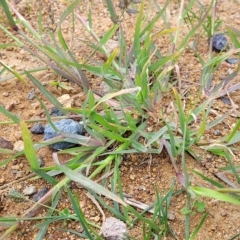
[220,210,227,217]
[5,101,15,111]
[0,137,13,150]
[13,140,24,151]
[167,210,175,221]
[33,187,49,202]
[37,156,45,167]
[227,68,234,75]
[129,175,135,180]
[2,92,9,97]
[212,33,228,52]
[23,185,37,196]
[226,58,240,64]
[30,122,45,134]
[26,89,35,100]
[213,130,221,136]
[57,94,73,108]
[220,97,231,105]
[50,107,64,117]
[138,185,146,191]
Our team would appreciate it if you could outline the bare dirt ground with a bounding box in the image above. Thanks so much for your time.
[0,0,240,239]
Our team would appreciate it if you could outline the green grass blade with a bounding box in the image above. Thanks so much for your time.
[105,0,118,23]
[35,191,61,240]
[58,0,80,26]
[133,1,144,58]
[189,212,208,240]
[20,121,39,170]
[226,118,240,143]
[224,150,240,184]
[1,0,18,30]
[89,124,126,142]
[229,232,240,240]
[191,186,240,205]
[59,165,127,206]
[33,169,58,185]
[0,60,27,84]
[65,186,95,239]
[0,105,19,124]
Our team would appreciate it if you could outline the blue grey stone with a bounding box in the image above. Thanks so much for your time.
[31,122,45,134]
[50,107,64,116]
[212,33,228,52]
[26,89,35,100]
[220,97,231,105]
[44,119,84,150]
[226,58,240,64]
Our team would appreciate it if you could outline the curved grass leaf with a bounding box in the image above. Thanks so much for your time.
[189,212,208,240]
[65,186,96,240]
[1,0,18,30]
[191,186,240,205]
[0,105,19,124]
[59,165,127,206]
[0,60,27,84]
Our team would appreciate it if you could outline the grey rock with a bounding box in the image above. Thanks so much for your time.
[0,137,13,150]
[213,130,221,136]
[212,33,228,52]
[220,97,231,105]
[44,119,84,150]
[226,58,240,64]
[33,187,49,202]
[100,81,110,95]
[50,107,64,116]
[101,217,128,240]
[23,185,37,196]
[26,89,35,100]
[31,122,45,134]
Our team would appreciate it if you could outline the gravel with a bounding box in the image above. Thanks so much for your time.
[50,107,64,116]
[44,119,84,150]
[30,122,45,134]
